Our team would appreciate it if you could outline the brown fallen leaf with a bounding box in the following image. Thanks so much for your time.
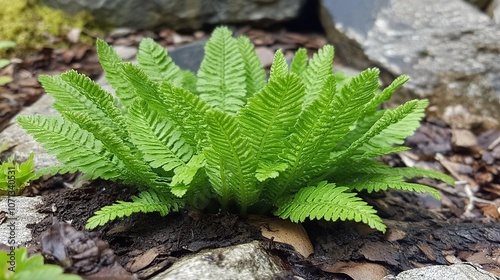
[125,247,159,272]
[247,215,314,258]
[359,241,399,266]
[478,202,500,220]
[319,261,388,280]
[417,242,437,261]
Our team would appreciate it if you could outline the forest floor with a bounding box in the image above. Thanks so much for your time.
[1,27,500,280]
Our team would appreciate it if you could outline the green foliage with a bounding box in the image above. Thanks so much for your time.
[18,26,454,232]
[0,40,15,85]
[0,247,81,280]
[0,153,38,195]
[0,0,100,56]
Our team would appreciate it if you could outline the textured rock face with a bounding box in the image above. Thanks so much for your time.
[151,241,284,280]
[383,263,499,280]
[39,0,306,29]
[320,0,500,119]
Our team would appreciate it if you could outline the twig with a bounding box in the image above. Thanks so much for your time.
[488,134,500,150]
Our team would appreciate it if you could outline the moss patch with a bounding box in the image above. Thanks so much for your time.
[0,0,105,56]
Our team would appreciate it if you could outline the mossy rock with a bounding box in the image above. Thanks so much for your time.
[0,0,104,56]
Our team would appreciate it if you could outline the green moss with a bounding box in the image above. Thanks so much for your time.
[0,0,106,56]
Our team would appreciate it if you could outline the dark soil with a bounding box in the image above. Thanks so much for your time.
[27,178,500,279]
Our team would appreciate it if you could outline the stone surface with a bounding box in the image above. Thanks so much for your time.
[40,0,307,30]
[383,263,500,280]
[0,94,60,170]
[319,0,500,119]
[452,129,479,153]
[0,196,45,245]
[151,241,284,280]
[168,40,206,73]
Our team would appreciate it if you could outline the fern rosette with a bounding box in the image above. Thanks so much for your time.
[18,27,454,232]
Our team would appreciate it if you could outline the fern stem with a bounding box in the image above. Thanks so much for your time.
[240,204,248,216]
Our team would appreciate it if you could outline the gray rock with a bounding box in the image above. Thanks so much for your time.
[383,263,500,280]
[168,40,206,73]
[151,241,284,280]
[0,196,45,245]
[113,45,137,61]
[0,95,60,170]
[320,0,500,119]
[39,0,306,30]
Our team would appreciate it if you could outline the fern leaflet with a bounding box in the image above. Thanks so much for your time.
[85,190,183,229]
[269,49,288,80]
[127,100,193,172]
[137,38,183,86]
[16,115,122,180]
[275,181,386,232]
[205,110,257,213]
[237,36,266,97]
[96,39,135,107]
[197,26,246,114]
[301,45,334,108]
[239,73,306,164]
[290,48,308,76]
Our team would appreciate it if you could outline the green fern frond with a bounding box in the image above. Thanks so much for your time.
[355,99,428,157]
[85,190,183,229]
[334,110,384,152]
[137,38,184,86]
[128,100,193,172]
[197,26,246,114]
[301,45,334,107]
[204,110,257,213]
[330,99,429,166]
[290,48,308,76]
[267,75,341,200]
[39,71,127,139]
[170,154,206,197]
[391,166,455,186]
[270,71,379,198]
[311,68,380,161]
[239,73,306,162]
[275,181,386,232]
[365,75,409,112]
[269,49,288,80]
[255,161,288,182]
[63,111,159,188]
[96,38,136,107]
[119,62,168,110]
[328,159,450,199]
[35,165,78,178]
[120,63,209,149]
[16,115,122,180]
[179,69,198,93]
[237,36,266,97]
[159,82,210,149]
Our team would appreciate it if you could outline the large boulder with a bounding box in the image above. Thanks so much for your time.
[320,0,500,119]
[39,0,306,30]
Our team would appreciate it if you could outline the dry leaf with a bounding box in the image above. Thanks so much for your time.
[320,261,388,280]
[359,242,399,266]
[247,215,314,258]
[126,247,159,272]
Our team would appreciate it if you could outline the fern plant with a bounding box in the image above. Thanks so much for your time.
[17,27,454,232]
[0,153,37,195]
[0,247,81,280]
